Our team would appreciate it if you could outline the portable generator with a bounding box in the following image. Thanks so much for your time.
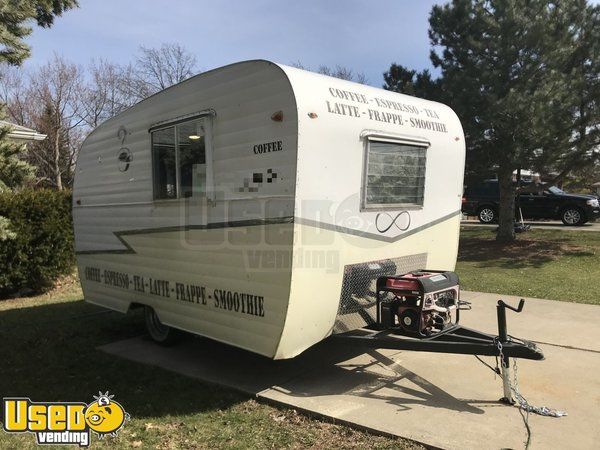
[376,270,463,337]
[336,267,544,407]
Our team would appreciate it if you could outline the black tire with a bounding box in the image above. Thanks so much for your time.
[560,207,585,226]
[144,306,181,345]
[477,206,497,224]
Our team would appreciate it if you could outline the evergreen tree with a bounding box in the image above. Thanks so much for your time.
[0,0,78,188]
[0,125,35,192]
[0,0,78,64]
[0,122,35,240]
[0,0,77,238]
[384,0,599,242]
[383,65,442,101]
[542,3,600,184]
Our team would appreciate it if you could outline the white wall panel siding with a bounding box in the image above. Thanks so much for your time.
[74,60,465,359]
[274,64,465,358]
[75,61,298,357]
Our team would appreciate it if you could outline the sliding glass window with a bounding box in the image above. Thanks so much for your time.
[152,127,177,200]
[152,118,206,200]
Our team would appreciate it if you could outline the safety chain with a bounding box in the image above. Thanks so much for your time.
[485,338,567,449]
[510,358,567,418]
[495,338,567,418]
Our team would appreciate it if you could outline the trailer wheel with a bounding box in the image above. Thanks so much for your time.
[477,206,496,224]
[144,306,181,345]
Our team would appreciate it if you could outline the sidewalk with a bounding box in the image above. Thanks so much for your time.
[101,291,600,450]
[461,219,600,231]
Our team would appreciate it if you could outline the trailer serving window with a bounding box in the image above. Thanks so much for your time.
[363,139,427,209]
[152,118,207,200]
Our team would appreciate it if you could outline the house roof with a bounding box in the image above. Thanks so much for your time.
[0,120,47,141]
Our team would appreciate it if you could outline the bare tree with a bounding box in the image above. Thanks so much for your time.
[1,45,200,191]
[317,64,368,84]
[130,43,198,101]
[0,65,36,126]
[81,59,136,128]
[26,54,85,190]
[82,44,199,120]
[290,61,368,84]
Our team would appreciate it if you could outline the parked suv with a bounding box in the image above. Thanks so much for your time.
[462,180,600,226]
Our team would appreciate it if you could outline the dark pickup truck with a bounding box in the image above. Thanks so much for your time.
[462,181,600,226]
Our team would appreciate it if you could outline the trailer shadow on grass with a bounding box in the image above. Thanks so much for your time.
[0,298,246,419]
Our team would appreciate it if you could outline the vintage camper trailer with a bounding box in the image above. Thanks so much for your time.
[73,60,466,359]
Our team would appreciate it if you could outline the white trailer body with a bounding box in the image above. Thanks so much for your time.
[73,60,465,359]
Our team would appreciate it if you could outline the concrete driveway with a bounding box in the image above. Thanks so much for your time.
[101,292,600,450]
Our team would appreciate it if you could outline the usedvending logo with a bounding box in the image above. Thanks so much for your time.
[2,392,130,447]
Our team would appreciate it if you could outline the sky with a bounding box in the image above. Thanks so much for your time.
[23,0,442,87]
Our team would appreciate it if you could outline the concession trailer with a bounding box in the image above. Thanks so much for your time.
[73,60,542,401]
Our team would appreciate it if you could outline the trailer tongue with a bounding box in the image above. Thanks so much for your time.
[333,270,543,404]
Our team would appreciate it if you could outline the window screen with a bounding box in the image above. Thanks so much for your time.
[364,140,427,207]
[151,118,206,200]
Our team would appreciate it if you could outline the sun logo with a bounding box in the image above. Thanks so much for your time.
[84,392,130,438]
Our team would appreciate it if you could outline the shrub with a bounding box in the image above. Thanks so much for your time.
[0,189,74,297]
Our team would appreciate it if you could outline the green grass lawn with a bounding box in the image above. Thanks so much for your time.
[0,279,420,450]
[2,228,596,448]
[456,227,600,304]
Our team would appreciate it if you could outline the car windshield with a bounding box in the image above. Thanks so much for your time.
[548,186,565,195]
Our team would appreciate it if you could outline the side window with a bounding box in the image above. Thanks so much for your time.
[152,127,176,200]
[152,119,206,200]
[363,140,427,208]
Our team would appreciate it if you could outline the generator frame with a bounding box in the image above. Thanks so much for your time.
[332,274,544,403]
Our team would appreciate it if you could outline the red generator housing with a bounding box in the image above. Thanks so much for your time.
[377,270,460,337]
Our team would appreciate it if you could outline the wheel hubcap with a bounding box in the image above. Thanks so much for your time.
[564,209,580,225]
[480,209,494,222]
